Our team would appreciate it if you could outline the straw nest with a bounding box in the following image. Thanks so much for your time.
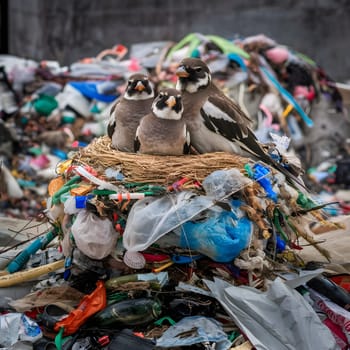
[73,136,251,185]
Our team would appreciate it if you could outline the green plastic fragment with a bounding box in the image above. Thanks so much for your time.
[93,189,117,195]
[33,94,58,116]
[28,147,43,156]
[296,191,316,210]
[273,208,289,243]
[154,316,176,326]
[244,164,254,178]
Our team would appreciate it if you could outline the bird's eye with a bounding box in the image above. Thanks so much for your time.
[128,80,134,84]
[159,93,164,97]
[195,67,202,72]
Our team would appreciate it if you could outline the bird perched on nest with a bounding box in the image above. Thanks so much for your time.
[134,88,190,156]
[175,57,304,185]
[107,73,154,152]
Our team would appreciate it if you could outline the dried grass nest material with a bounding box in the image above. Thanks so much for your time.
[73,136,251,185]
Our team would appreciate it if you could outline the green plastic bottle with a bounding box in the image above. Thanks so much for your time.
[91,298,162,327]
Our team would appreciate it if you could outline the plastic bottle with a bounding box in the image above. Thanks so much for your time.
[91,298,162,327]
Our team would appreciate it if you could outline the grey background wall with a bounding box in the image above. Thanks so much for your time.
[7,0,350,81]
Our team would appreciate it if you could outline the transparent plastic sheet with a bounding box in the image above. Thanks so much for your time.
[0,313,42,348]
[123,191,216,252]
[71,210,119,260]
[204,277,339,350]
[156,316,232,350]
[201,168,251,200]
[123,169,252,252]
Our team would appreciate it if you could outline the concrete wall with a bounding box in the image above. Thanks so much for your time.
[8,0,350,81]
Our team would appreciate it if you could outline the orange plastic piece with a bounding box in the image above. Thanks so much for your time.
[70,184,94,196]
[48,177,65,197]
[54,280,107,335]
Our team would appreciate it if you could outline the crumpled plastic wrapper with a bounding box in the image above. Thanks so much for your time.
[0,313,42,348]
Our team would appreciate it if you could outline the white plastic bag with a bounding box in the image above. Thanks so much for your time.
[205,277,339,350]
[71,210,118,259]
[123,191,215,252]
[0,313,42,347]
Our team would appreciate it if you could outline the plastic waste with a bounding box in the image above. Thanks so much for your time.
[32,95,58,116]
[252,163,278,202]
[91,297,162,327]
[6,229,58,273]
[71,209,119,260]
[63,195,82,215]
[156,316,231,350]
[308,288,350,344]
[69,81,118,103]
[108,329,154,350]
[55,84,91,118]
[54,281,107,335]
[306,275,350,311]
[201,168,251,199]
[0,313,42,347]
[205,277,339,350]
[178,200,252,262]
[123,191,216,252]
[105,272,168,291]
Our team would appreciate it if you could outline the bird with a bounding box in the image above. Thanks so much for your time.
[175,57,305,186]
[107,73,154,152]
[134,88,190,156]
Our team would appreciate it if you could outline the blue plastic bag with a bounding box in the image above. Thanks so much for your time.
[179,200,252,262]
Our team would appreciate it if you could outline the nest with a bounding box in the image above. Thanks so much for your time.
[73,136,250,185]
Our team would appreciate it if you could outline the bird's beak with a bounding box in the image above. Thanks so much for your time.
[135,81,145,91]
[166,96,176,108]
[176,66,190,78]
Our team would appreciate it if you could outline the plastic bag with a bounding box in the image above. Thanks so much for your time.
[156,316,231,350]
[202,168,250,200]
[71,210,118,259]
[123,191,215,252]
[178,200,252,262]
[205,277,339,350]
[54,281,107,336]
[0,313,42,347]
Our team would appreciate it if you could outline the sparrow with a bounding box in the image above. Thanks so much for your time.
[134,88,190,156]
[107,73,154,152]
[175,57,305,186]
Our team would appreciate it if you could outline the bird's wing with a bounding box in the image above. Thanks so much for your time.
[201,96,306,188]
[107,118,116,139]
[202,95,252,140]
[109,99,120,116]
[209,94,253,126]
[134,125,141,153]
[201,96,266,158]
[107,100,120,138]
[183,125,191,154]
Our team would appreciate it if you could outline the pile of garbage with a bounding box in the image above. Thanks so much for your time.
[1,33,350,219]
[1,33,350,349]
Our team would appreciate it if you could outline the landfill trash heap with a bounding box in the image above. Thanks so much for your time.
[1,33,350,219]
[0,33,350,350]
